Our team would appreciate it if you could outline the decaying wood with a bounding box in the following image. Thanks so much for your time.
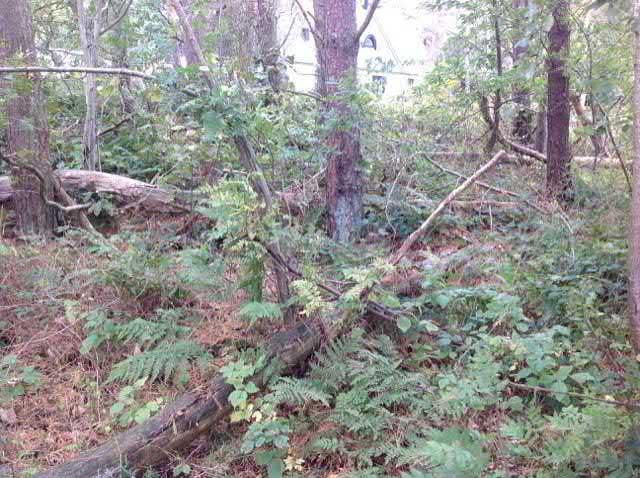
[0,169,190,214]
[34,320,323,478]
[390,151,506,265]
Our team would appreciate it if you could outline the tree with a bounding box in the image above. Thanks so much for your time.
[70,0,132,170]
[310,0,380,242]
[546,0,572,201]
[0,0,58,235]
[628,0,640,352]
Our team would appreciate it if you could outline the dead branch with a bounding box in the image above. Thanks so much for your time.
[390,150,507,265]
[421,154,548,214]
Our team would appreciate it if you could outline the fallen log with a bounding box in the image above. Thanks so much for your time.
[0,169,190,214]
[34,320,323,478]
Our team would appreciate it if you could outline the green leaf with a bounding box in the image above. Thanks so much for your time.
[229,389,249,407]
[397,316,412,333]
[202,111,224,141]
[433,293,450,308]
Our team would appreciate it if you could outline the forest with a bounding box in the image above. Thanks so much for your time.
[1,0,639,476]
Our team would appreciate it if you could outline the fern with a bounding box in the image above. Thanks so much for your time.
[107,341,206,385]
[114,317,189,347]
[268,377,330,407]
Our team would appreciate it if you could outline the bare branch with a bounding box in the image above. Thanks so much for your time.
[293,0,320,43]
[0,66,153,79]
[390,150,506,265]
[355,0,381,43]
[99,0,133,36]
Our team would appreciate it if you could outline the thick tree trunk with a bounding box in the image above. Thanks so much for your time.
[628,0,640,353]
[511,0,532,144]
[313,0,362,242]
[0,0,57,235]
[33,320,323,478]
[546,0,572,201]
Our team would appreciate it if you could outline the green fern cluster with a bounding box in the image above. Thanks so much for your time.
[260,329,488,476]
[81,308,207,385]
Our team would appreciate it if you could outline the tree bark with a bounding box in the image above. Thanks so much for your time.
[546,0,572,201]
[629,0,640,353]
[312,0,374,242]
[0,0,58,235]
[535,100,547,154]
[33,320,323,478]
[74,0,101,170]
[0,170,189,213]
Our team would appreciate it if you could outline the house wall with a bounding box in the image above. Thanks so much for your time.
[277,0,455,97]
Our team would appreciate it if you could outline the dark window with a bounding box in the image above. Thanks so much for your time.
[362,34,377,50]
[302,27,310,41]
[408,78,415,86]
[363,0,369,8]
[372,75,386,94]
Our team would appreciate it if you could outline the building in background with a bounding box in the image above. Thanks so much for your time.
[277,0,455,97]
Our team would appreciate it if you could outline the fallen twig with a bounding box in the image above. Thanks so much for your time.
[391,150,507,265]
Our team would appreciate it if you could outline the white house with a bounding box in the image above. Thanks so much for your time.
[277,0,455,97]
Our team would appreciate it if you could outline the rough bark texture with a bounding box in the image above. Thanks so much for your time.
[511,0,532,144]
[75,0,101,170]
[629,0,640,353]
[0,0,57,235]
[33,320,323,478]
[546,0,572,201]
[313,0,362,242]
[0,170,188,213]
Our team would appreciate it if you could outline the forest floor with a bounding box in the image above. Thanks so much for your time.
[0,162,637,477]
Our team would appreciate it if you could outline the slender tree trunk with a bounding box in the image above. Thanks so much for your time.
[535,101,547,154]
[512,0,532,144]
[486,0,503,153]
[546,0,572,201]
[0,0,57,235]
[313,0,362,242]
[256,0,282,92]
[75,0,102,171]
[628,0,640,353]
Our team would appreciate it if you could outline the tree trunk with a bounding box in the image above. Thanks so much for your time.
[33,320,323,478]
[313,0,362,242]
[570,93,608,158]
[535,100,547,154]
[75,0,102,171]
[628,0,640,353]
[0,0,57,235]
[546,0,572,201]
[511,0,532,144]
[256,0,282,92]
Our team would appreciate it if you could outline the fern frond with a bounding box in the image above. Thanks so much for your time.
[107,341,206,384]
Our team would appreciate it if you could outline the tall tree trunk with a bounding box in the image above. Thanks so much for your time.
[75,0,102,171]
[313,0,362,242]
[628,0,640,353]
[485,0,503,153]
[546,0,572,201]
[0,0,57,235]
[511,0,532,144]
